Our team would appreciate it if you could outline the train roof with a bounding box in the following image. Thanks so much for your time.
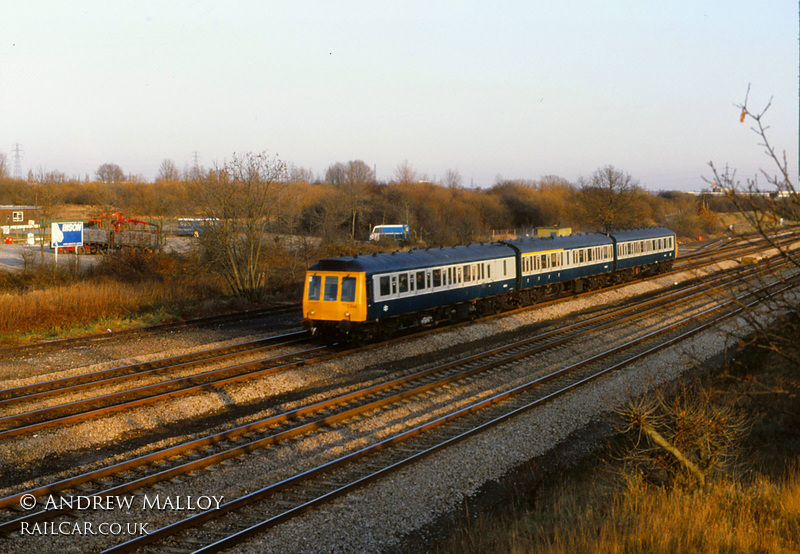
[311,242,513,274]
[505,233,612,254]
[309,227,676,274]
[608,227,675,241]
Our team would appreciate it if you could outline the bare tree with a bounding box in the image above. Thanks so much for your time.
[443,168,462,189]
[286,163,316,184]
[193,152,287,300]
[706,86,800,367]
[324,162,346,187]
[95,163,125,183]
[24,171,62,263]
[577,165,649,231]
[707,85,796,254]
[156,159,180,182]
[327,160,374,240]
[394,160,418,186]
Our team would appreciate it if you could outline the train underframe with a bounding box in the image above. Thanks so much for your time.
[307,259,673,343]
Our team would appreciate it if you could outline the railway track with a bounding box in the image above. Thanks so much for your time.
[0,335,328,440]
[674,230,797,269]
[0,244,765,444]
[0,237,791,456]
[0,232,791,444]
[99,261,798,553]
[1,256,795,552]
[0,331,310,405]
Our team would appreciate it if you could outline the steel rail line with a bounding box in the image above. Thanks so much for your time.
[0,237,788,443]
[104,272,799,553]
[0,331,309,406]
[0,256,768,530]
[0,342,331,440]
[1,258,790,540]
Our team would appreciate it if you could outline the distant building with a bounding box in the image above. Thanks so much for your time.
[0,205,41,234]
[535,226,572,238]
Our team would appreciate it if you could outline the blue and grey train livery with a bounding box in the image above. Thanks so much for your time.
[303,227,677,341]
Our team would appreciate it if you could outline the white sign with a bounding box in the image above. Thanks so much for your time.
[51,221,84,248]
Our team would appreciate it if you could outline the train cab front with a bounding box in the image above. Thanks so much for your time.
[302,271,367,342]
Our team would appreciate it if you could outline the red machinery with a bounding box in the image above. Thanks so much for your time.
[82,213,161,254]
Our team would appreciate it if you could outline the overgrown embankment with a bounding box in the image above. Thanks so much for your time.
[0,251,232,343]
[436,318,800,553]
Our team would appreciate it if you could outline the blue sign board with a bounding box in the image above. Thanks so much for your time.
[51,221,84,248]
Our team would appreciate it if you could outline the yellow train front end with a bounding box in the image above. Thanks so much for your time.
[302,270,368,339]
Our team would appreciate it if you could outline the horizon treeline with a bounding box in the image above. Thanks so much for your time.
[0,160,734,245]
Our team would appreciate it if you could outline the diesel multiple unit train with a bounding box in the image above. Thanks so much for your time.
[302,227,677,342]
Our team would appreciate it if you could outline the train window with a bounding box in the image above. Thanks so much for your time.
[578,250,584,264]
[432,269,442,287]
[391,276,397,295]
[379,276,390,297]
[399,273,409,294]
[587,249,593,262]
[341,277,356,302]
[307,275,322,301]
[551,253,558,267]
[463,265,471,283]
[416,271,426,290]
[540,254,548,269]
[487,263,491,279]
[323,276,338,301]
[503,260,507,276]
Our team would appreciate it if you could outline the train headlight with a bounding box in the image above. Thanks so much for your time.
[310,310,315,315]
[345,312,350,317]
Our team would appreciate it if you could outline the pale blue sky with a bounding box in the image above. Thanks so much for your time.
[1,1,797,190]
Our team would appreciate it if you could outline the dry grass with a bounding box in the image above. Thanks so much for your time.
[0,280,181,339]
[541,472,798,553]
[446,467,800,554]
[0,251,236,343]
[438,322,800,554]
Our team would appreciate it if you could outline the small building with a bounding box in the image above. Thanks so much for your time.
[0,205,41,234]
[535,226,571,238]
